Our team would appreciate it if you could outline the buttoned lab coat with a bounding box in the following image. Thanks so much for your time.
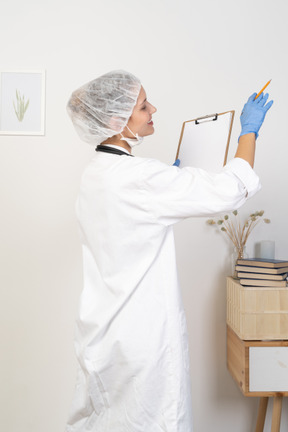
[66,149,260,432]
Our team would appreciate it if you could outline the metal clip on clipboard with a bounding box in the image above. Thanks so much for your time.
[195,113,218,125]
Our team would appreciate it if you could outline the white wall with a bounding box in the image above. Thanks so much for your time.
[1,0,288,431]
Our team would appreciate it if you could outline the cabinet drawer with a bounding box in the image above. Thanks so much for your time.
[250,347,288,392]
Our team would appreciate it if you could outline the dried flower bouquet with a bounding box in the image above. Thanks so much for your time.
[207,210,271,259]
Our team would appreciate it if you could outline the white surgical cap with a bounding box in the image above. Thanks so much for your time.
[67,70,141,145]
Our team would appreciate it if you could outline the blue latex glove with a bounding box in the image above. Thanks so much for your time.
[239,92,273,139]
[173,159,180,167]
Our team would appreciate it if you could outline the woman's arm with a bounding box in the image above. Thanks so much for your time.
[235,133,256,168]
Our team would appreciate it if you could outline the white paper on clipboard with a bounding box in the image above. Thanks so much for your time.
[175,111,234,172]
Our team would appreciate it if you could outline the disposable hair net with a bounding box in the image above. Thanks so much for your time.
[67,70,141,145]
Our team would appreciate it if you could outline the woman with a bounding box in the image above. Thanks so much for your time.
[66,70,272,432]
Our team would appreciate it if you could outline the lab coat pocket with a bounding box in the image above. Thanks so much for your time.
[88,371,108,416]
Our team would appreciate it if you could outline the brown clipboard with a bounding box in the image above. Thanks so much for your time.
[175,110,235,170]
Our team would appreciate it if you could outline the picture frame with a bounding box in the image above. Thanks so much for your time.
[0,70,46,135]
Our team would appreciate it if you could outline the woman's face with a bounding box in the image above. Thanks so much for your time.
[125,87,157,138]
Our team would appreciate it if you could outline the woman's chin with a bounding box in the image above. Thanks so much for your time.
[144,128,155,137]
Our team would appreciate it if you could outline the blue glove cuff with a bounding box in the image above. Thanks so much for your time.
[238,130,258,141]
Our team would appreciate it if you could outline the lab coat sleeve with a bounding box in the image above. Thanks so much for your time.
[141,157,261,226]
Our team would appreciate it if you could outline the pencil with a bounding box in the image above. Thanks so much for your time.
[255,79,272,99]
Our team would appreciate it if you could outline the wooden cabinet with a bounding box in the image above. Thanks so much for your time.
[226,275,288,431]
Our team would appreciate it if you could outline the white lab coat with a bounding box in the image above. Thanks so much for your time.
[66,148,260,432]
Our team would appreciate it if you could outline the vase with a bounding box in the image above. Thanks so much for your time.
[231,246,247,278]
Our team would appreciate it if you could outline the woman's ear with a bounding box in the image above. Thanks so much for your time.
[109,116,126,134]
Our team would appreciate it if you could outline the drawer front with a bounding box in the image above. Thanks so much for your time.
[249,347,288,391]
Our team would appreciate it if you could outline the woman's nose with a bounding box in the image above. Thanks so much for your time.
[150,104,157,114]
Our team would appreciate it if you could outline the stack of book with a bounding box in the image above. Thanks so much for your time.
[235,258,288,287]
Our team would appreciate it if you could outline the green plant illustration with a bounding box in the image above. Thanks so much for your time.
[13,89,30,122]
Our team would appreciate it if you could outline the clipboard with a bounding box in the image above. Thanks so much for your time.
[175,110,235,171]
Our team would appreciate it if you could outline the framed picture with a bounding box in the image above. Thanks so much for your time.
[0,70,46,135]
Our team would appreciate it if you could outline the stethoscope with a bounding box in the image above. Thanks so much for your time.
[96,145,134,157]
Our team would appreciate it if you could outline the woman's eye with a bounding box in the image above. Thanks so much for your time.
[141,105,147,110]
